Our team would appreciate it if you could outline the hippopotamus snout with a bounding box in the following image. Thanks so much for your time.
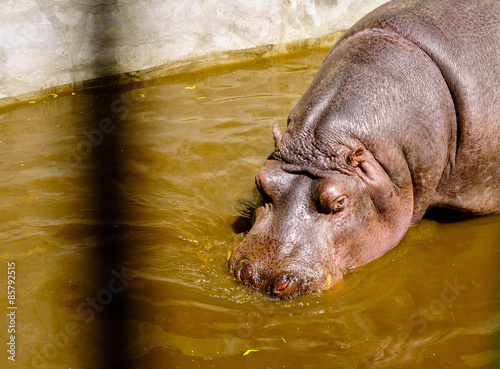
[230,258,308,299]
[228,165,346,298]
[228,219,342,299]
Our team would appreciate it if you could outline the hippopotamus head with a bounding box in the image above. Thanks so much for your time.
[227,22,441,299]
[228,118,414,299]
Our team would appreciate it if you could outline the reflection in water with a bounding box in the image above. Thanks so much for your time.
[0,49,498,368]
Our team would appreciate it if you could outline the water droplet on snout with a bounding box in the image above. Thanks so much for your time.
[324,274,333,289]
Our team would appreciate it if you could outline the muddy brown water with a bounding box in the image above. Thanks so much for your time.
[0,48,499,369]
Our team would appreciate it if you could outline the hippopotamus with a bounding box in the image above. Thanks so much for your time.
[228,0,500,299]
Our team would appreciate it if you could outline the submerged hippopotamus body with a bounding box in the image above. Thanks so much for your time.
[228,0,500,299]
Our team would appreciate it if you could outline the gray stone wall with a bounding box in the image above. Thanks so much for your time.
[0,0,389,102]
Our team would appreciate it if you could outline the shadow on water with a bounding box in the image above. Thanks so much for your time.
[86,84,128,368]
[230,198,258,234]
[72,6,128,368]
[423,207,482,223]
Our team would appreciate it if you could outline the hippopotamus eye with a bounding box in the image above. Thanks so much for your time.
[332,195,347,212]
[317,187,348,214]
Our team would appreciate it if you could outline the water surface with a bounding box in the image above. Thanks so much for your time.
[0,48,499,369]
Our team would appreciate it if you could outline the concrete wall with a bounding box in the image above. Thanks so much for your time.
[0,0,389,104]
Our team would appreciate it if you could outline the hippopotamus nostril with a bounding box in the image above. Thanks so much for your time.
[235,259,253,285]
[275,278,290,292]
[272,272,301,298]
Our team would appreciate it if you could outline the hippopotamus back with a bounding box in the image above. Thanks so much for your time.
[336,0,500,215]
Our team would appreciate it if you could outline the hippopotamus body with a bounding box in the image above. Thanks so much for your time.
[228,0,500,299]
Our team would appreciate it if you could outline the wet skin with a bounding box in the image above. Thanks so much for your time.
[228,0,500,299]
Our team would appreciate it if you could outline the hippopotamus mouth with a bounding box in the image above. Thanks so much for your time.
[228,242,343,299]
[230,259,312,298]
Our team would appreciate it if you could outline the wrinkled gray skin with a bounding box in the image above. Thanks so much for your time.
[228,0,500,299]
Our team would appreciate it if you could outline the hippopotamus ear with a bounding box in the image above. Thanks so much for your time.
[348,146,397,213]
[272,123,284,150]
[347,146,366,168]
